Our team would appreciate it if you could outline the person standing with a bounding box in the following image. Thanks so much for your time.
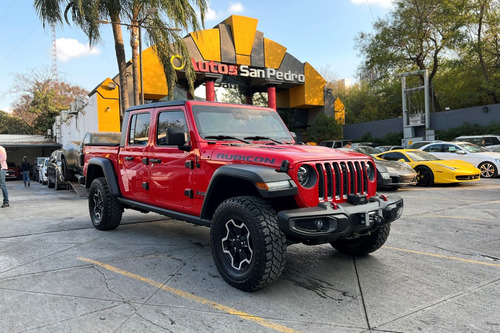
[0,145,9,207]
[21,156,31,186]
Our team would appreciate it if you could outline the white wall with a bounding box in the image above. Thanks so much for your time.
[54,94,99,145]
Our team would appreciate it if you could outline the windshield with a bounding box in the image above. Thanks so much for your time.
[406,150,441,161]
[192,105,293,142]
[457,142,487,153]
[354,146,380,156]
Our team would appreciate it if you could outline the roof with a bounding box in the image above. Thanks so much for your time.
[0,134,61,148]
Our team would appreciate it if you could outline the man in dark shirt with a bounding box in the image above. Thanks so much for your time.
[21,156,31,187]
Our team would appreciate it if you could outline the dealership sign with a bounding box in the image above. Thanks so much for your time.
[170,55,305,84]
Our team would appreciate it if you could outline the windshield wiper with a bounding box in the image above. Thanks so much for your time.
[244,136,284,144]
[205,135,250,144]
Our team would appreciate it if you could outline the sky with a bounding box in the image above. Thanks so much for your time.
[0,0,394,112]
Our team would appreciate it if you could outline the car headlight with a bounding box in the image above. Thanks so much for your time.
[436,163,457,170]
[296,164,317,188]
[366,161,376,181]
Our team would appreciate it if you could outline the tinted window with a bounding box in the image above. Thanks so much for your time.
[381,152,405,161]
[488,136,500,145]
[156,110,188,145]
[128,113,150,146]
[423,144,442,153]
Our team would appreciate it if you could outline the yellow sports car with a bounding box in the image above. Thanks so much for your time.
[375,149,481,186]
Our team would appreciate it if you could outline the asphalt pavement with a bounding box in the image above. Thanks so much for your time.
[0,178,499,332]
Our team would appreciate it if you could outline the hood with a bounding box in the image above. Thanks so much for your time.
[375,158,414,171]
[207,144,371,168]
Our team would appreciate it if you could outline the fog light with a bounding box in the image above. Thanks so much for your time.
[315,219,324,231]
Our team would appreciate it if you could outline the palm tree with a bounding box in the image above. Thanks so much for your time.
[121,0,207,103]
[34,0,207,113]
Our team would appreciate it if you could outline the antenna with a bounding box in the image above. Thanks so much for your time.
[51,22,58,82]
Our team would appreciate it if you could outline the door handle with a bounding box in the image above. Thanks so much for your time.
[150,158,161,164]
[124,156,134,161]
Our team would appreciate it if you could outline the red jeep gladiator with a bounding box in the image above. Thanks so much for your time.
[83,100,403,291]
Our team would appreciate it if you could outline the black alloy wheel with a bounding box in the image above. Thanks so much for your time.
[415,166,434,186]
[210,196,286,291]
[88,177,123,230]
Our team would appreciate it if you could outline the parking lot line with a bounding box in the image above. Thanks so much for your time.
[77,257,301,333]
[384,247,500,268]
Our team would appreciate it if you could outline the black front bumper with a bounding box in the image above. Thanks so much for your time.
[277,195,403,244]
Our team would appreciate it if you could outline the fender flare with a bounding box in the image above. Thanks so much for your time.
[86,157,121,196]
[200,164,297,219]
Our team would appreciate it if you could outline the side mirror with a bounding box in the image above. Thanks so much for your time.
[456,150,466,155]
[398,159,406,162]
[167,127,191,151]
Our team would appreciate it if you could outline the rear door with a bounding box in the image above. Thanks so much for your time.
[119,111,152,200]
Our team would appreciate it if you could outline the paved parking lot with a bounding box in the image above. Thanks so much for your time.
[1,178,499,332]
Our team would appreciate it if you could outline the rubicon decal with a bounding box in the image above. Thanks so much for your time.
[217,153,276,164]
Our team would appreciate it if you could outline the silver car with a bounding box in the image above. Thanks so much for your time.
[341,146,417,189]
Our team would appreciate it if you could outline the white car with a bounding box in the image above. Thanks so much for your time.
[453,135,500,152]
[38,157,50,185]
[419,141,500,178]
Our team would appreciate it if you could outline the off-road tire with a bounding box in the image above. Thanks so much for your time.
[415,166,434,186]
[331,224,391,256]
[89,177,123,230]
[479,162,498,178]
[210,196,287,291]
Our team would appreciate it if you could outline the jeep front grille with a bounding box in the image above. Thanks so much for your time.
[315,161,368,201]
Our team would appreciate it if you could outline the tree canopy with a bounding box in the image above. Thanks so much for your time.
[349,0,500,124]
[10,68,88,135]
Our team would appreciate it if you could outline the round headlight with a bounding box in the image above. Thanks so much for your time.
[296,164,317,188]
[366,161,376,181]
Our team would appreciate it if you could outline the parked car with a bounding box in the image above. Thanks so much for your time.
[406,140,443,149]
[452,135,500,152]
[351,142,378,148]
[345,146,417,189]
[376,145,404,152]
[376,149,481,186]
[319,140,352,148]
[38,157,50,185]
[6,162,21,180]
[47,150,68,190]
[419,141,500,178]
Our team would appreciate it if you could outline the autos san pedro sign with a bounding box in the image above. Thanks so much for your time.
[170,55,305,84]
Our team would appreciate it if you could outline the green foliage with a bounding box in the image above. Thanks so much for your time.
[344,80,402,124]
[435,121,500,141]
[356,131,403,146]
[10,69,88,135]
[346,0,500,122]
[306,113,342,143]
[0,111,30,134]
[220,88,268,106]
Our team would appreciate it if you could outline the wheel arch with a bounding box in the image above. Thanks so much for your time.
[200,165,297,221]
[85,158,121,196]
